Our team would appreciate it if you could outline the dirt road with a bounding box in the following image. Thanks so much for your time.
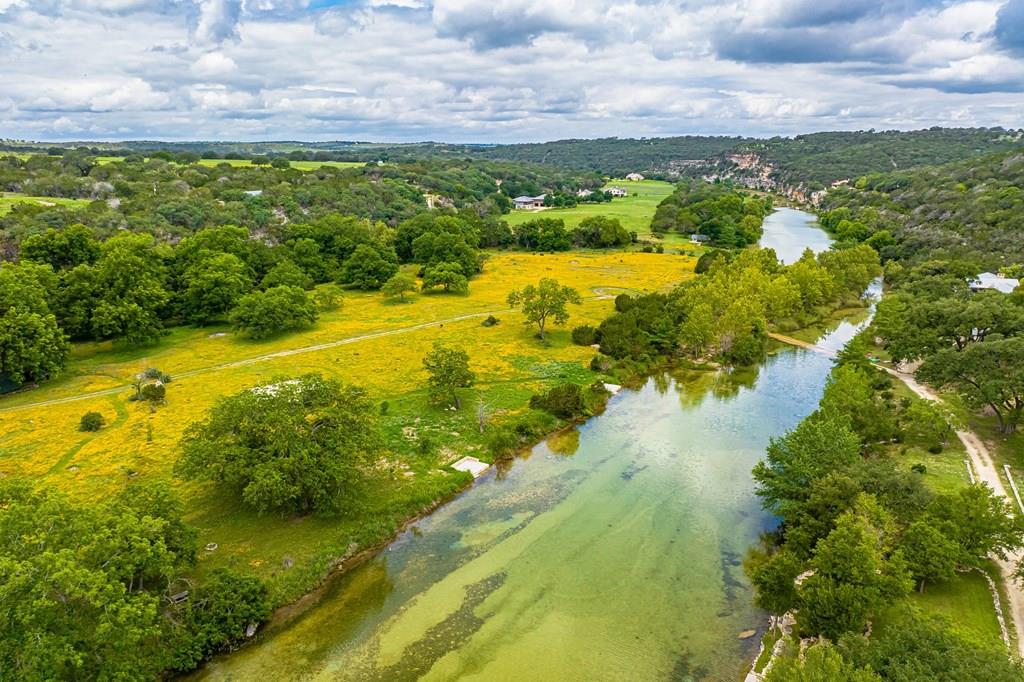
[886,367,1024,657]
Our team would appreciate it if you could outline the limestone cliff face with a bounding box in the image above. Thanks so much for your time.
[667,152,831,207]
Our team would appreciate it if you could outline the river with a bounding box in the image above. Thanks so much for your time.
[197,210,852,681]
[759,207,834,265]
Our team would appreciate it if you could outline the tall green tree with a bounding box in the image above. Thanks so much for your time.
[422,262,468,294]
[423,342,475,409]
[177,374,380,514]
[180,253,253,324]
[797,503,912,640]
[752,415,862,518]
[261,258,313,290]
[90,233,170,345]
[766,642,881,682]
[339,244,398,290]
[0,263,69,383]
[918,338,1024,433]
[381,272,418,302]
[901,518,959,592]
[19,224,100,270]
[0,480,197,680]
[507,278,582,341]
[230,285,317,339]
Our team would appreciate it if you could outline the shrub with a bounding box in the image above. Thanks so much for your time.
[417,434,436,455]
[481,315,500,327]
[512,411,559,439]
[143,367,172,383]
[379,400,390,415]
[530,383,587,419]
[571,324,598,346]
[171,569,271,671]
[140,383,166,404]
[79,411,104,432]
[486,427,519,459]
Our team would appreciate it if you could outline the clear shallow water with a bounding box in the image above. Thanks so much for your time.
[197,211,851,682]
[759,207,833,265]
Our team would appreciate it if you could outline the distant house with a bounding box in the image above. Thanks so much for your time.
[576,189,594,198]
[625,173,645,182]
[243,190,263,197]
[606,186,628,197]
[690,234,710,244]
[970,272,1020,294]
[513,194,546,210]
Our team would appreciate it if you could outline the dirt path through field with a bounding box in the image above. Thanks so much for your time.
[0,292,616,415]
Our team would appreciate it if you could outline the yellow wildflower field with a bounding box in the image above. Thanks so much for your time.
[0,250,692,598]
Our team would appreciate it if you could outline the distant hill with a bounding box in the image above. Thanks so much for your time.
[470,136,746,177]
[821,147,1024,267]
[4,128,1021,193]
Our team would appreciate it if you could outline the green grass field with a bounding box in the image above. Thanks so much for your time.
[0,192,94,215]
[504,179,683,247]
[0,251,693,604]
[877,567,1007,651]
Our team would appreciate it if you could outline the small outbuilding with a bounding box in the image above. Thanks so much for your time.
[690,234,710,243]
[606,186,628,197]
[625,173,645,181]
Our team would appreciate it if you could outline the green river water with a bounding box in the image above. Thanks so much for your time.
[198,210,859,681]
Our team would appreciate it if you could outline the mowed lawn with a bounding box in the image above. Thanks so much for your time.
[93,156,365,171]
[0,192,94,215]
[0,250,693,602]
[504,179,681,246]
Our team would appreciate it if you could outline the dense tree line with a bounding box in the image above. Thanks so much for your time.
[0,150,630,388]
[746,337,1024,679]
[650,181,770,247]
[6,128,1017,190]
[736,128,1021,188]
[0,153,596,251]
[589,244,880,366]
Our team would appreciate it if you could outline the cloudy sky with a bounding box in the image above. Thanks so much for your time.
[1,0,1022,142]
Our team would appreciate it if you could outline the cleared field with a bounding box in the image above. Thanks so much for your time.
[504,179,681,246]
[0,251,692,602]
[93,156,364,170]
[0,192,93,214]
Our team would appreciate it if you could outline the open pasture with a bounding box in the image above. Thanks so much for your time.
[0,192,94,215]
[504,179,679,245]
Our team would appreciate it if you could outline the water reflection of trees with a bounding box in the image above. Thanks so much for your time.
[545,429,580,456]
[671,364,761,408]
